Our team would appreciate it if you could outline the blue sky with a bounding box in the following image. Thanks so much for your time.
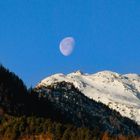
[0,0,140,86]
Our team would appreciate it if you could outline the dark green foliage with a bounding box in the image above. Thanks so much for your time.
[0,115,139,140]
[0,115,104,140]
[0,65,28,115]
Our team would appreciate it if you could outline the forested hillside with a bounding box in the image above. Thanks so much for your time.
[0,65,140,140]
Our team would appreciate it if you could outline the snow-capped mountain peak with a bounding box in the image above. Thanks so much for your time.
[73,70,84,75]
[37,70,140,125]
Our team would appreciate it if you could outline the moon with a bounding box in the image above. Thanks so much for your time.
[59,37,75,56]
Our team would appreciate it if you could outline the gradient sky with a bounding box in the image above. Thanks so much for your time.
[0,0,140,86]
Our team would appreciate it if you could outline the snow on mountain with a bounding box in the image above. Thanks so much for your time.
[37,70,140,125]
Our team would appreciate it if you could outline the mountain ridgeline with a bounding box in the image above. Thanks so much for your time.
[37,71,140,125]
[35,82,140,135]
[0,65,140,140]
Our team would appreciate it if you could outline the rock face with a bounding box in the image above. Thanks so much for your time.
[35,81,140,135]
[37,70,140,125]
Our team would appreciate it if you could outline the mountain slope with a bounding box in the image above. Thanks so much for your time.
[0,65,140,139]
[0,65,29,115]
[37,70,140,125]
[35,81,140,135]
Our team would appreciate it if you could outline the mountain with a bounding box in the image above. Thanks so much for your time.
[1,65,140,139]
[35,81,140,135]
[37,70,140,125]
